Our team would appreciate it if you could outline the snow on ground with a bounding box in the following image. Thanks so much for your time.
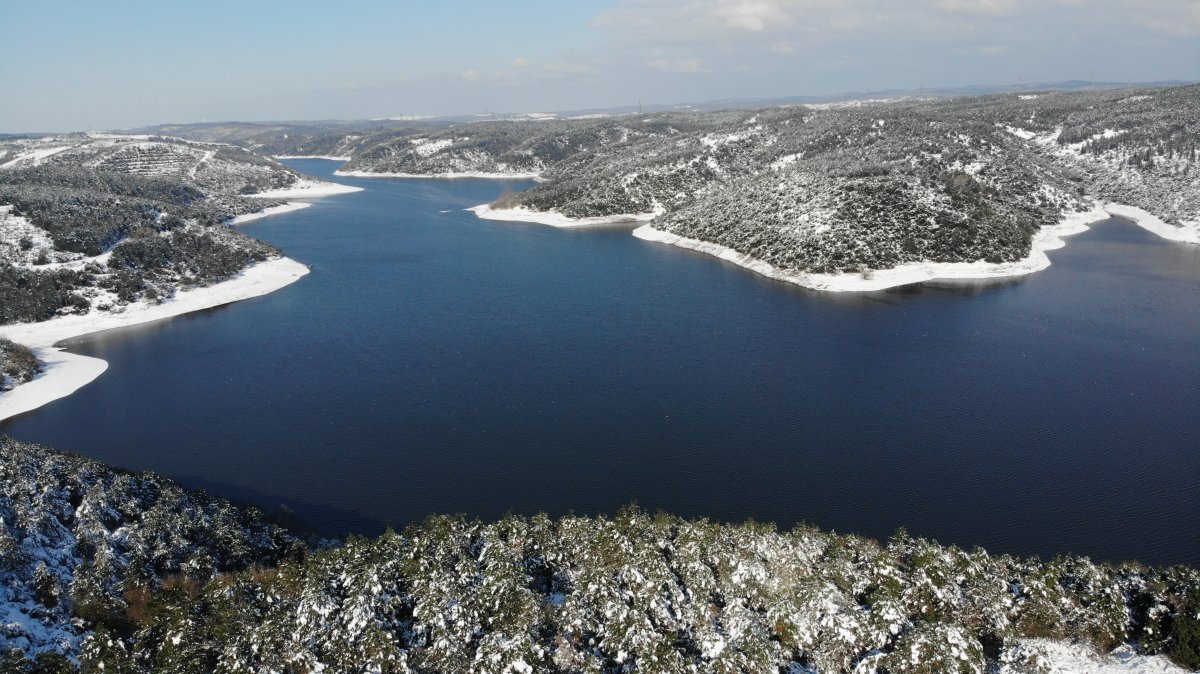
[1002,125,1038,141]
[700,129,755,149]
[470,204,658,228]
[0,348,109,425]
[410,137,455,157]
[248,179,362,199]
[0,142,73,169]
[188,149,215,179]
[0,257,310,423]
[1104,203,1200,244]
[0,205,69,266]
[334,169,543,179]
[1002,639,1195,674]
[229,201,312,224]
[85,132,154,140]
[273,155,352,161]
[632,203,1117,292]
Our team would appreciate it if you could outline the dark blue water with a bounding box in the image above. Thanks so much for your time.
[5,159,1198,565]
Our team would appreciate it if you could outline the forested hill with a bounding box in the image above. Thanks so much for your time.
[2,438,1197,673]
[0,135,324,326]
[339,85,1198,275]
[133,119,435,160]
[0,438,305,671]
[126,86,1199,279]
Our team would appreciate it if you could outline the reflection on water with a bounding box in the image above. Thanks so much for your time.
[175,474,388,537]
[6,159,1198,565]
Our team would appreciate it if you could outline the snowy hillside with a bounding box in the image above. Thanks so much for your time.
[2,443,1195,672]
[0,438,305,670]
[331,85,1200,283]
[135,119,431,160]
[0,134,355,325]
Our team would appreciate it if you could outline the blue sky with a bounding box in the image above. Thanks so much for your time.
[1,0,1197,132]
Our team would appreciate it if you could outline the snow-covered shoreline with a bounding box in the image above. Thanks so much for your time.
[632,203,1124,292]
[470,203,658,228]
[273,155,351,161]
[248,179,363,199]
[1104,203,1200,244]
[334,169,542,180]
[229,201,312,224]
[0,257,310,423]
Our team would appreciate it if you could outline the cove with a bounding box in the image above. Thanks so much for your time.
[4,159,1197,565]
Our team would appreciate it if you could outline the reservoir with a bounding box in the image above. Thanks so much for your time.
[5,159,1198,565]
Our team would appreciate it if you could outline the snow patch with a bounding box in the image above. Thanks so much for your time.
[1104,203,1200,244]
[247,179,362,199]
[273,155,351,161]
[335,169,542,180]
[409,138,456,157]
[1001,639,1193,674]
[0,143,73,169]
[471,204,656,228]
[229,202,312,225]
[0,205,67,266]
[1002,125,1037,141]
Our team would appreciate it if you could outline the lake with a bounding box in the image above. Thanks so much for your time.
[4,158,1198,565]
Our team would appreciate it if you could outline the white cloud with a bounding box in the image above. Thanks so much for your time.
[1125,0,1200,37]
[649,57,707,72]
[934,0,1018,16]
[594,0,1200,45]
[513,57,530,68]
[461,69,481,84]
[594,0,846,39]
[715,0,795,31]
[542,61,591,77]
[583,0,1199,99]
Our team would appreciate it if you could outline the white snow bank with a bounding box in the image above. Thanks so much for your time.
[334,169,542,180]
[0,349,108,424]
[230,202,312,224]
[248,179,362,199]
[470,204,657,228]
[1002,639,1193,674]
[273,155,351,161]
[0,143,73,169]
[632,203,1113,292]
[0,257,309,423]
[1104,203,1200,244]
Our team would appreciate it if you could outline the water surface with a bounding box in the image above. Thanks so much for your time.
[5,159,1198,565]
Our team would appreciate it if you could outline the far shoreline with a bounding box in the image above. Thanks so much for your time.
[470,203,659,227]
[334,168,542,180]
[470,199,1197,292]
